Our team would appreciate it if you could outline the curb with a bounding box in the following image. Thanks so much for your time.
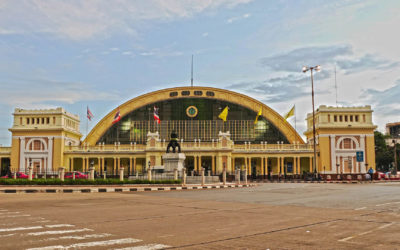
[0,184,255,194]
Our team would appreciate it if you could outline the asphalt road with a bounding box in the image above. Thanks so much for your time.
[0,183,399,249]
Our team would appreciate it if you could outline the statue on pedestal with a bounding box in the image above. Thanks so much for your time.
[166,131,181,153]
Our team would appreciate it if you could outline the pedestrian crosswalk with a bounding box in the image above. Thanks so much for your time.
[0,207,170,250]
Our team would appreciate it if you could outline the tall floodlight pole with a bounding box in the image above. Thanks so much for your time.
[303,65,321,179]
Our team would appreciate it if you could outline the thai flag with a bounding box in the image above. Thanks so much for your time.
[87,106,94,121]
[153,106,161,124]
[112,109,121,124]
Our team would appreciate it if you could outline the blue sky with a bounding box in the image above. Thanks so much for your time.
[1,0,400,145]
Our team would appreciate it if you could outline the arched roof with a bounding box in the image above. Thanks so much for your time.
[84,86,304,145]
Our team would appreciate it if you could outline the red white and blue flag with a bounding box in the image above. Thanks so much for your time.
[153,106,160,124]
[87,106,94,121]
[112,109,121,124]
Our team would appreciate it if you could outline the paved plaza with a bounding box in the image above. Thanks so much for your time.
[0,183,399,249]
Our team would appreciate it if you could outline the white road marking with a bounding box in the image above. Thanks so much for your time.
[57,233,113,240]
[27,238,142,250]
[338,222,395,242]
[0,211,20,215]
[0,233,15,237]
[0,226,42,232]
[376,202,393,206]
[354,207,367,210]
[114,244,171,250]
[45,224,74,228]
[0,214,30,218]
[27,228,92,236]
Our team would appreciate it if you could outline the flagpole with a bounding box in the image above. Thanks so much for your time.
[294,104,297,132]
[86,106,89,139]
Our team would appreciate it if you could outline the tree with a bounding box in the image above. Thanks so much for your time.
[374,130,393,172]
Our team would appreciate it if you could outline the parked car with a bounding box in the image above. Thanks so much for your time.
[64,172,88,179]
[16,172,29,179]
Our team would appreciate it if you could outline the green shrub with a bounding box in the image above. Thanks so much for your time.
[0,178,181,185]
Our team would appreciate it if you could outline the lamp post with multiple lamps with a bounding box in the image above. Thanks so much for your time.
[302,65,321,179]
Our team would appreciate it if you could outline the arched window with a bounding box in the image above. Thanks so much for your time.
[26,139,47,151]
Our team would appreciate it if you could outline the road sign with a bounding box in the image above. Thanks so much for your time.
[356,151,364,162]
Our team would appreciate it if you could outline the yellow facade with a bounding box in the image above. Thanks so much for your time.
[0,88,377,177]
[304,105,377,174]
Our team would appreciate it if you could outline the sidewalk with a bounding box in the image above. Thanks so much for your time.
[0,183,255,194]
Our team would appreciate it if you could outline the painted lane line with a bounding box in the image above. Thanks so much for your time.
[27,228,92,236]
[0,211,20,215]
[0,214,31,218]
[27,238,142,250]
[376,202,393,207]
[0,226,42,232]
[338,222,395,242]
[114,244,171,250]
[354,207,367,210]
[58,233,113,240]
[0,233,15,237]
[45,224,75,228]
[43,233,113,242]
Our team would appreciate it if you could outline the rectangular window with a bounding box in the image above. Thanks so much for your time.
[37,118,40,124]
[345,115,348,122]
[328,114,330,122]
[339,115,343,122]
[350,116,353,122]
[27,118,30,124]
[355,115,359,122]
[46,117,50,124]
[53,117,56,124]
[32,118,35,124]
[42,118,45,124]
[334,115,337,122]
[363,114,366,122]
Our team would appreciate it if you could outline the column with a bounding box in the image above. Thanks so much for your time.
[281,157,284,174]
[71,157,74,171]
[293,157,297,174]
[212,156,215,174]
[277,157,281,174]
[48,137,53,172]
[248,157,252,176]
[199,156,202,172]
[113,157,116,175]
[330,135,336,173]
[245,157,248,173]
[231,157,235,173]
[129,157,132,175]
[265,157,269,176]
[261,157,264,176]
[19,137,25,172]
[309,156,313,172]
[133,157,137,174]
[360,135,366,173]
[297,157,301,174]
[194,156,198,172]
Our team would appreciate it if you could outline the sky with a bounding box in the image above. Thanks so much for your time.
[0,0,399,145]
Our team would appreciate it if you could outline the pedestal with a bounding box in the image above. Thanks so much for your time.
[162,153,186,173]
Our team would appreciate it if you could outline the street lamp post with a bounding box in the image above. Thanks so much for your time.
[392,139,397,175]
[303,65,321,179]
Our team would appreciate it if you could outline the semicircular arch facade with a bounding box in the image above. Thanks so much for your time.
[84,87,304,145]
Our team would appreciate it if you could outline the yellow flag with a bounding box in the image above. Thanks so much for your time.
[284,105,295,120]
[218,106,229,122]
[254,108,262,124]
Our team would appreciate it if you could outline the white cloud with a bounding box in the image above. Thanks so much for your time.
[0,78,119,108]
[109,47,120,51]
[226,12,251,23]
[122,51,133,55]
[202,32,209,37]
[0,0,252,40]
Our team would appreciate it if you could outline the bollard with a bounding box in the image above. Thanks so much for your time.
[89,167,94,180]
[244,168,248,184]
[201,168,205,186]
[73,171,76,180]
[59,167,65,182]
[119,167,124,181]
[28,166,33,181]
[223,168,227,185]
[235,169,240,184]
[13,171,16,180]
[182,168,186,186]
[174,168,178,180]
[103,171,107,180]
[147,168,152,181]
